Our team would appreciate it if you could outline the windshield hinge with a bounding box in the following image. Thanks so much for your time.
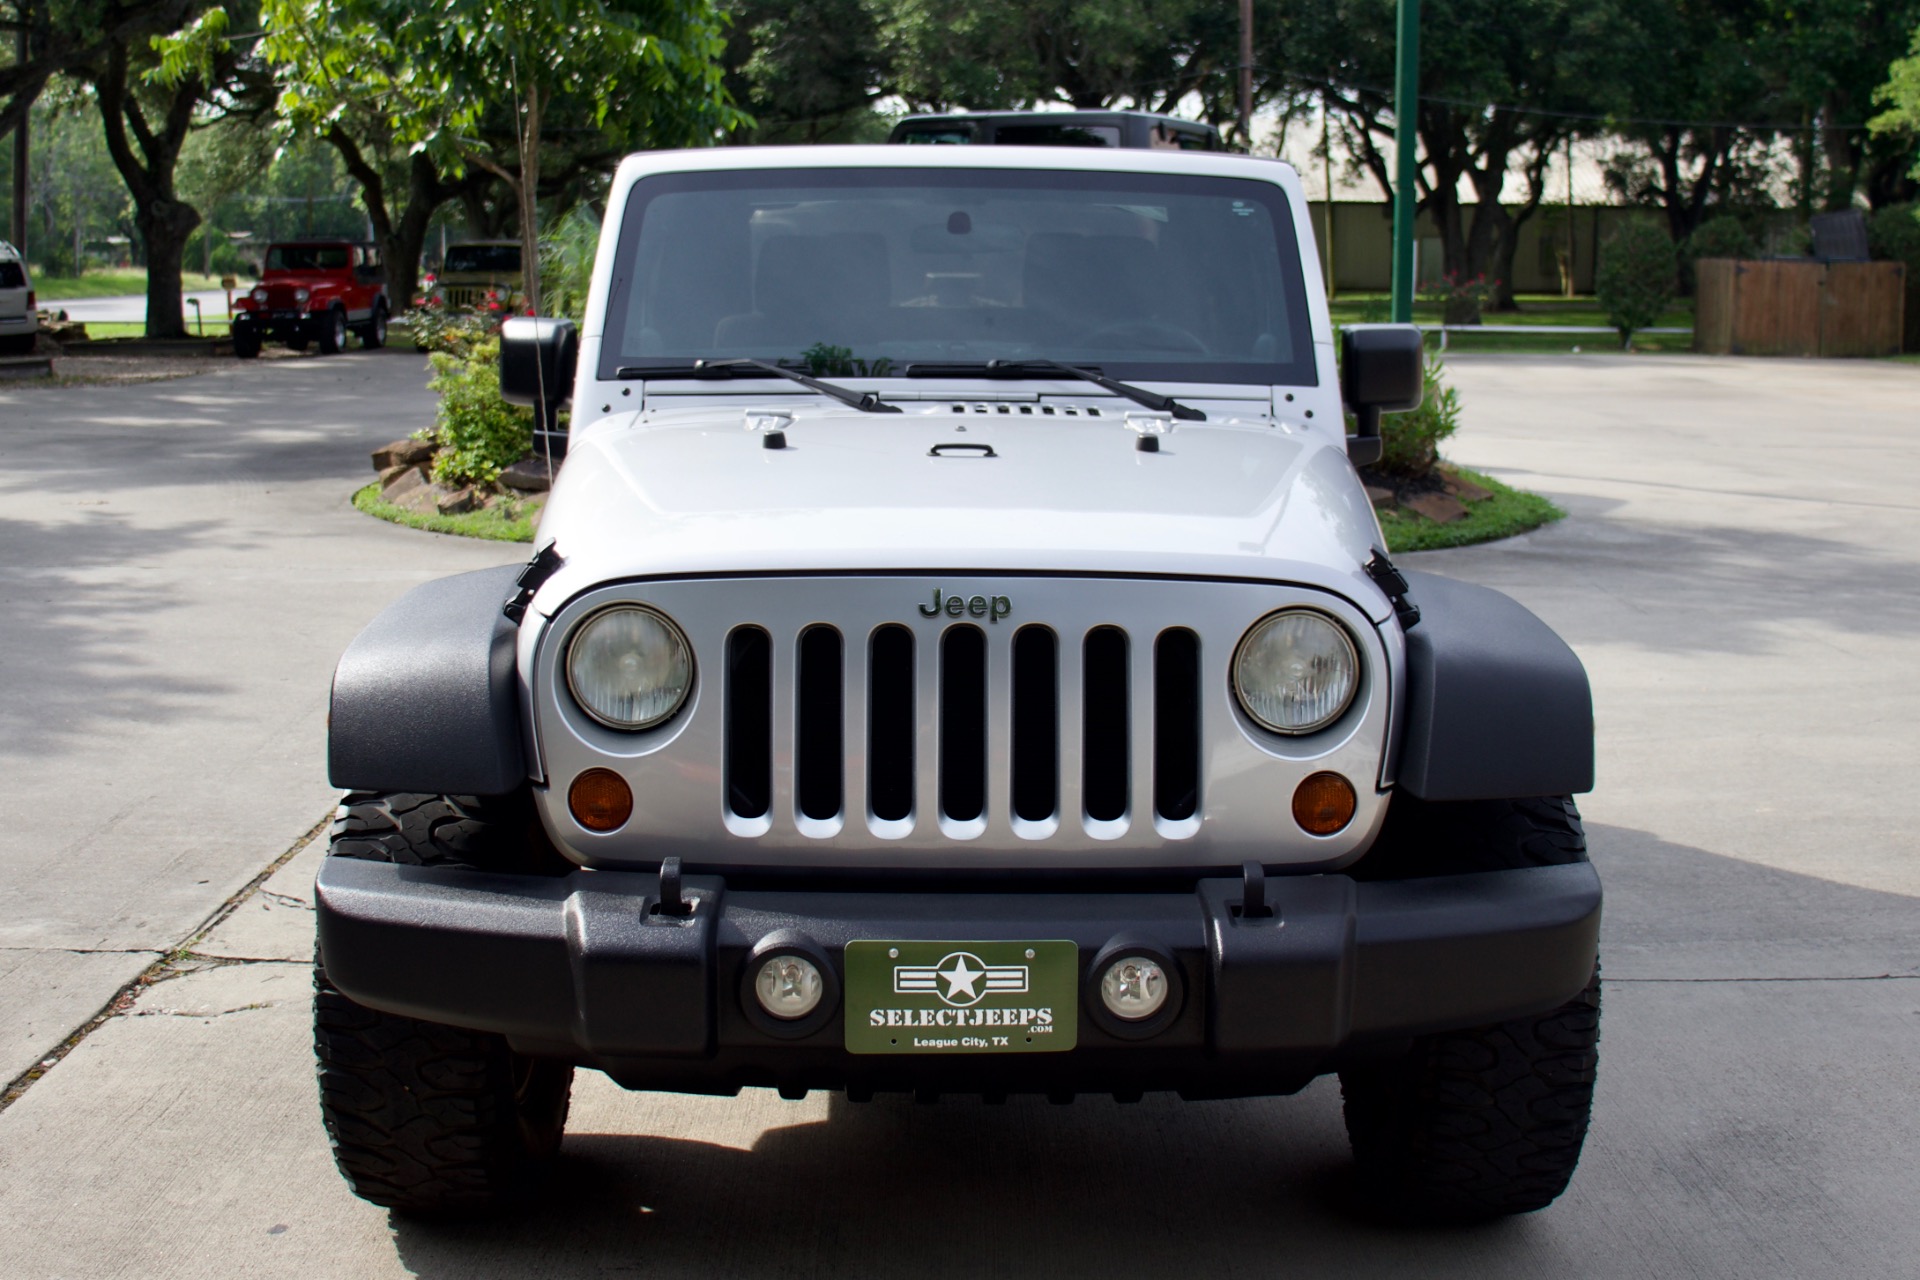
[504,542,565,622]
[1365,549,1421,629]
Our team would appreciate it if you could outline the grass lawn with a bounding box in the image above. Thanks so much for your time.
[1377,467,1564,554]
[78,320,232,339]
[33,270,227,301]
[353,482,538,543]
[1328,292,1694,352]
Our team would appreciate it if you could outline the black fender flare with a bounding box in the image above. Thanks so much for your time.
[1394,570,1594,801]
[328,565,525,795]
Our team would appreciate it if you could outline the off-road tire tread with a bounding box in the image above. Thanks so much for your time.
[314,964,572,1213]
[329,791,569,875]
[1340,969,1601,1221]
[1356,794,1586,880]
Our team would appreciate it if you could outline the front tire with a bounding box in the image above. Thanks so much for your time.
[231,324,261,359]
[315,960,573,1214]
[360,303,389,349]
[316,307,348,355]
[1341,793,1599,1220]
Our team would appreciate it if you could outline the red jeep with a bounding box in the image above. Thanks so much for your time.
[232,240,391,358]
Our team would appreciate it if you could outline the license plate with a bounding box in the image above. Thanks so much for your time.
[843,940,1078,1054]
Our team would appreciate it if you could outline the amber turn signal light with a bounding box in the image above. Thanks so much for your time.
[1292,772,1356,835]
[569,768,633,832]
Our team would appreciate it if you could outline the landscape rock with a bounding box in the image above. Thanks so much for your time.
[499,456,556,493]
[370,438,435,471]
[1401,492,1470,524]
[1363,484,1395,509]
[392,481,453,515]
[377,462,418,488]
[1439,468,1492,502]
[436,486,478,516]
[379,465,428,503]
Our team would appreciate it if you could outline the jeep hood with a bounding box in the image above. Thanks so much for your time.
[531,405,1391,622]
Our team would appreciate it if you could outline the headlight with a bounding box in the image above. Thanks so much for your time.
[294,287,310,304]
[250,286,267,303]
[1233,609,1359,734]
[566,605,693,730]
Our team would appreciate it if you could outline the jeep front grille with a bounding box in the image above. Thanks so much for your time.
[719,618,1200,834]
[531,575,1395,870]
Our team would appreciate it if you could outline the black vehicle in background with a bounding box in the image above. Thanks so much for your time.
[888,110,1225,151]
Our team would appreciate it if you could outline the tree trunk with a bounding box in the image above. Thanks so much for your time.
[517,85,543,315]
[138,197,198,338]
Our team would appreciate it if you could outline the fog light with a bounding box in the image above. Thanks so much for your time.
[755,954,824,1020]
[1099,956,1169,1021]
[568,768,632,832]
[1292,771,1356,835]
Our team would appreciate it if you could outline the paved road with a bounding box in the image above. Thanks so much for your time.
[0,353,1917,1276]
[0,347,513,1085]
[38,289,234,324]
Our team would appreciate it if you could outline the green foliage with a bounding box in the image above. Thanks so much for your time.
[407,306,500,357]
[1374,469,1564,554]
[1420,272,1498,325]
[1869,203,1920,267]
[538,205,602,326]
[354,482,539,542]
[801,343,893,377]
[1684,215,1756,264]
[1376,355,1463,479]
[1869,23,1920,180]
[426,339,533,487]
[1596,221,1677,346]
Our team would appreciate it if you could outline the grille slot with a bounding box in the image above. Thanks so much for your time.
[724,627,772,819]
[868,625,915,822]
[1154,629,1201,822]
[1011,626,1058,822]
[1082,626,1130,822]
[795,626,843,820]
[939,626,988,822]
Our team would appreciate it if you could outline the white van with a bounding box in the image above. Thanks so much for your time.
[0,241,37,355]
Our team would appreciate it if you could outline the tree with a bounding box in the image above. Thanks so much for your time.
[264,0,739,315]
[1871,24,1920,182]
[1299,0,1623,316]
[720,0,888,143]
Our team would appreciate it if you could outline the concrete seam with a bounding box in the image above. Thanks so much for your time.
[0,808,333,1116]
[1606,974,1920,984]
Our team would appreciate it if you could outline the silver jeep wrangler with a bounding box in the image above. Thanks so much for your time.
[318,145,1599,1221]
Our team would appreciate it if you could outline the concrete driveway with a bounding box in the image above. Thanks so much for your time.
[0,352,1916,1277]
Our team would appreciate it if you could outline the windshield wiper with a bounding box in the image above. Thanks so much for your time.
[615,358,899,414]
[903,359,1206,421]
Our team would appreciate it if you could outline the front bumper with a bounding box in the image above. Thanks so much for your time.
[234,310,323,337]
[315,858,1601,1099]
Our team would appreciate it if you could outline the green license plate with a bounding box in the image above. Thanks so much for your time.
[843,940,1078,1055]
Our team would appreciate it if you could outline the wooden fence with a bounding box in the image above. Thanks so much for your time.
[1695,259,1906,357]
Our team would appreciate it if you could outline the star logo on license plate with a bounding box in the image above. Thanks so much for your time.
[893,951,1030,1008]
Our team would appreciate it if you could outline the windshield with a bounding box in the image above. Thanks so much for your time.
[443,244,521,274]
[265,244,349,271]
[602,167,1316,386]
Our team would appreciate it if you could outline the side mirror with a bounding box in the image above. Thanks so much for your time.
[500,316,577,464]
[1340,324,1424,467]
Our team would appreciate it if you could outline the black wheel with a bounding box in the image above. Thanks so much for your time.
[1339,968,1601,1222]
[329,790,572,876]
[287,335,309,353]
[318,788,575,1213]
[231,324,261,359]
[317,306,348,355]
[1341,793,1599,1221]
[361,303,389,349]
[315,959,573,1214]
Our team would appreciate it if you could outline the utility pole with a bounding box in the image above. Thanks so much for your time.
[1237,0,1253,150]
[1322,99,1336,299]
[1390,0,1420,323]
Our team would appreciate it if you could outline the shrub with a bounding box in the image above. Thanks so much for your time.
[1681,215,1756,292]
[1869,203,1920,268]
[408,306,501,358]
[1420,271,1499,325]
[1596,221,1677,346]
[1376,353,1462,478]
[426,338,533,487]
[539,205,602,325]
